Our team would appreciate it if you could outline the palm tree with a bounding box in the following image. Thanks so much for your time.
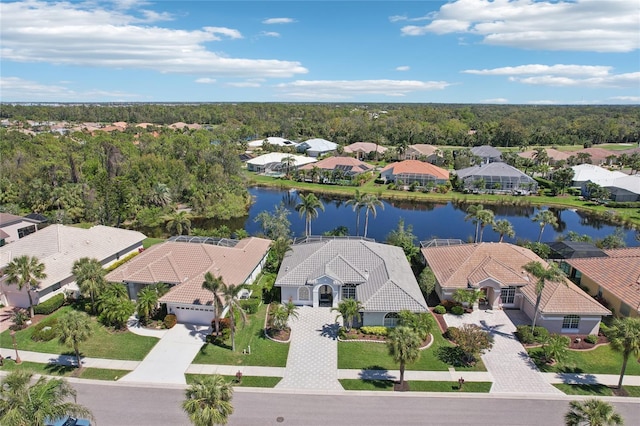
[361,194,384,238]
[476,209,495,242]
[136,286,159,325]
[464,204,483,243]
[523,261,565,331]
[58,310,93,368]
[345,189,364,236]
[149,182,172,207]
[166,211,192,236]
[565,399,624,426]
[182,375,234,426]
[4,255,46,318]
[607,317,640,389]
[72,257,106,315]
[493,219,515,242]
[0,370,94,426]
[386,326,422,386]
[221,284,248,352]
[533,209,558,242]
[281,156,296,179]
[202,272,226,337]
[295,193,324,237]
[332,298,363,331]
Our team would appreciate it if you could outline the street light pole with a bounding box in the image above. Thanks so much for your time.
[10,330,21,364]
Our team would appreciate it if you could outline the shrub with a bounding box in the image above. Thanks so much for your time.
[240,298,260,315]
[163,314,177,329]
[444,326,458,341]
[440,300,461,312]
[105,251,139,272]
[585,334,598,344]
[433,305,446,314]
[34,294,65,315]
[516,325,535,344]
[450,306,465,316]
[533,326,549,342]
[31,318,59,342]
[360,326,388,336]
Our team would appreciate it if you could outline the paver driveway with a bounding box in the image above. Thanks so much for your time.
[276,306,344,391]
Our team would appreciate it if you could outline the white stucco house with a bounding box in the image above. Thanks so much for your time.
[297,138,338,158]
[0,213,46,245]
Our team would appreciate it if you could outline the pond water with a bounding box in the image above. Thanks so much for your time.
[198,187,638,246]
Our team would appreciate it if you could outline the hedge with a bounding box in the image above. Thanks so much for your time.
[240,298,260,315]
[360,326,388,336]
[34,293,65,315]
[31,317,59,342]
[164,314,177,329]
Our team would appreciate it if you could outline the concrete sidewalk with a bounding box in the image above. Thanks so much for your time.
[543,372,640,387]
[338,369,493,383]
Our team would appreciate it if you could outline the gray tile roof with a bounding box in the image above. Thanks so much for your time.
[471,145,502,159]
[455,162,535,180]
[276,239,427,312]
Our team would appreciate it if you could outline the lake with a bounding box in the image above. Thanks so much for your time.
[213,187,638,246]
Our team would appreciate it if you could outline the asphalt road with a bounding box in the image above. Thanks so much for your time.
[72,381,640,426]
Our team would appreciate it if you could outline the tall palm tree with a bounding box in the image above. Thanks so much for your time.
[136,286,159,325]
[493,219,515,242]
[295,192,324,237]
[565,399,624,426]
[607,317,640,389]
[361,194,384,238]
[523,261,565,331]
[386,326,422,386]
[202,272,226,337]
[332,298,363,331]
[149,182,172,207]
[345,189,364,236]
[166,211,192,236]
[476,209,495,242]
[532,209,558,242]
[72,257,106,315]
[464,204,483,243]
[0,370,94,426]
[221,283,248,352]
[182,375,234,426]
[4,255,46,318]
[58,310,93,368]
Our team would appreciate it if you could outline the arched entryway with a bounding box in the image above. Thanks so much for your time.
[319,285,333,307]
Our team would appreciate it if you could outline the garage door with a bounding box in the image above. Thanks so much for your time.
[172,305,214,325]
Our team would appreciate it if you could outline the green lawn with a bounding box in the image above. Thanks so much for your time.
[338,317,486,372]
[0,306,159,360]
[0,361,128,381]
[339,379,491,393]
[528,345,640,375]
[192,304,289,367]
[142,237,165,249]
[185,374,281,388]
[554,384,640,397]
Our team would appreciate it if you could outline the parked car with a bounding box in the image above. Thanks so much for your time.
[46,417,91,426]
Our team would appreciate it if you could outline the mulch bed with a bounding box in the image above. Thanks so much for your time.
[567,334,608,350]
[341,329,386,342]
[430,310,448,334]
[266,327,290,342]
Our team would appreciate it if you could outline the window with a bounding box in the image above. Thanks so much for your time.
[18,225,36,239]
[342,285,356,300]
[500,287,516,304]
[562,315,580,329]
[298,287,310,301]
[384,312,399,327]
[620,302,631,317]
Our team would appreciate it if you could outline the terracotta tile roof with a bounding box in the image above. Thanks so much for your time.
[106,237,271,306]
[566,248,640,315]
[380,160,449,179]
[407,144,439,156]
[343,142,388,154]
[422,243,609,315]
[298,156,373,173]
[518,148,571,162]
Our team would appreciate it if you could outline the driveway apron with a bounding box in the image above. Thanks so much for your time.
[276,306,343,391]
[444,309,562,395]
[119,323,210,385]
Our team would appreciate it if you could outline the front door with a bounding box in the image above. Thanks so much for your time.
[319,285,333,307]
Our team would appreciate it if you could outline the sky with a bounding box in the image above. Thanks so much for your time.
[0,0,639,104]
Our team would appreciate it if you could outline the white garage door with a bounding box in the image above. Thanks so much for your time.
[172,305,214,326]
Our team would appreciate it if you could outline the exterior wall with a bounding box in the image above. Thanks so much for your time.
[280,286,313,306]
[362,311,386,327]
[577,274,639,318]
[0,220,39,243]
[537,315,602,335]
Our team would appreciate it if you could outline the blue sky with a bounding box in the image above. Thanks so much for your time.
[1,0,638,104]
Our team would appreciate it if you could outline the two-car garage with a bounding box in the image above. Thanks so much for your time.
[168,304,215,326]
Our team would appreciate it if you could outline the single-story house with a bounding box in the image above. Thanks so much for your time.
[604,174,640,202]
[471,145,502,164]
[518,148,571,165]
[297,138,338,158]
[380,160,449,187]
[573,147,615,166]
[298,156,374,180]
[245,152,317,173]
[564,247,640,318]
[0,213,46,244]
[455,162,538,193]
[343,142,387,160]
[571,164,627,188]
[0,225,146,308]
[247,137,298,150]
[275,238,428,327]
[404,144,442,164]
[421,242,610,335]
[570,164,637,200]
[106,236,271,325]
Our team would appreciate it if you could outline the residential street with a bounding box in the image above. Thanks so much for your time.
[71,381,640,426]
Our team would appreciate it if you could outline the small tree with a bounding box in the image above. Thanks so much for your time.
[58,310,93,368]
[397,310,433,341]
[449,324,493,365]
[4,255,47,318]
[72,257,106,315]
[541,334,569,365]
[385,218,419,263]
[565,399,624,426]
[332,298,362,331]
[493,219,515,242]
[532,209,558,242]
[418,266,436,298]
[202,272,226,337]
[221,284,249,352]
[387,326,422,386]
[182,375,234,426]
[608,317,640,389]
[523,261,565,331]
[136,286,159,325]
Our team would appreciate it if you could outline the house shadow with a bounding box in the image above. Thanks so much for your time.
[318,322,339,340]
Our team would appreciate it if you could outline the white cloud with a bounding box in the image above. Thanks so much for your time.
[226,82,262,88]
[0,1,307,78]
[610,96,640,102]
[396,66,410,71]
[261,31,281,38]
[527,100,560,105]
[0,76,139,101]
[262,17,295,24]
[512,72,640,88]
[479,98,509,104]
[276,79,451,98]
[195,78,217,84]
[464,64,612,77]
[400,0,639,52]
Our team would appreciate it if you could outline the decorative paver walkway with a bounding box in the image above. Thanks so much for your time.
[276,306,344,391]
[444,309,562,395]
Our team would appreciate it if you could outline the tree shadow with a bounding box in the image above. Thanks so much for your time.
[318,323,339,340]
[518,349,550,371]
[436,346,472,368]
[44,363,76,375]
[358,367,395,387]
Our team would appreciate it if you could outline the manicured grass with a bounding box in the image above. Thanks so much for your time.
[625,386,640,397]
[339,379,491,393]
[554,384,614,396]
[0,361,128,381]
[191,304,289,367]
[142,237,165,249]
[528,345,640,375]
[185,374,281,388]
[0,306,159,360]
[338,317,486,372]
